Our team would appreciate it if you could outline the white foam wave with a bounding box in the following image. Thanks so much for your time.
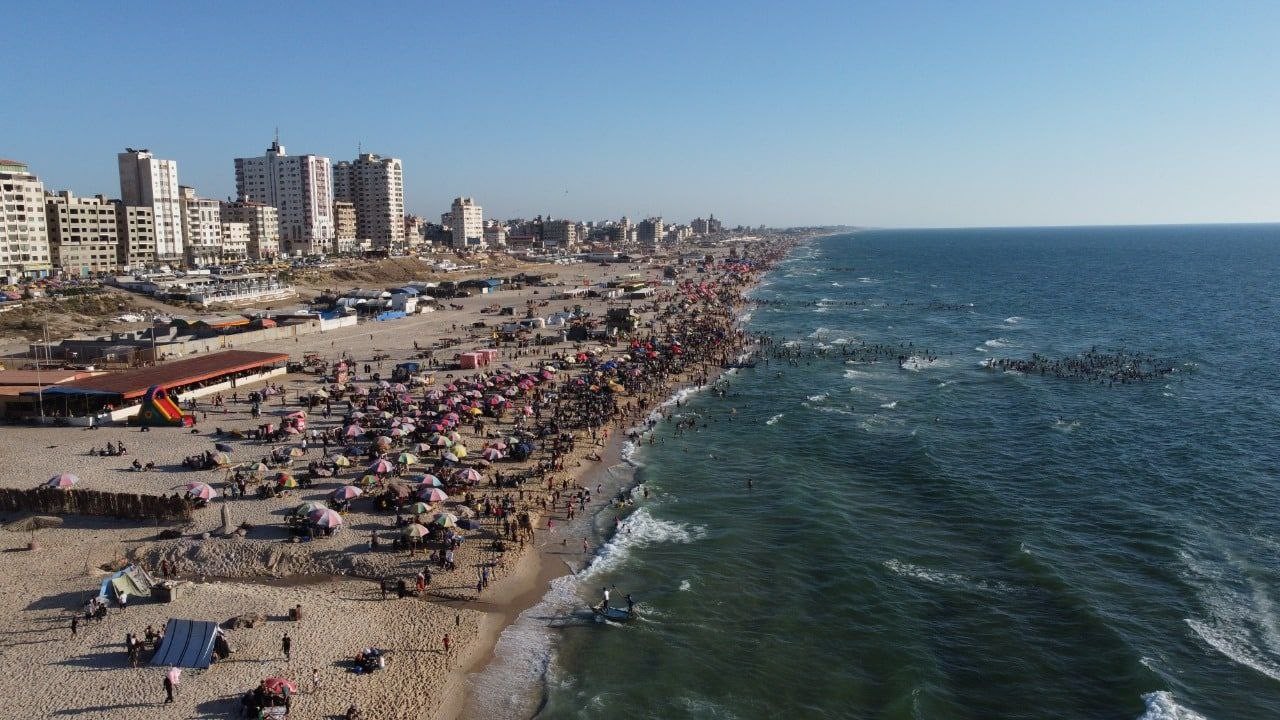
[737,311,753,323]
[1004,316,1023,324]
[580,506,706,580]
[807,393,828,402]
[830,281,842,287]
[1180,546,1280,683]
[620,440,643,467]
[844,368,870,379]
[766,413,784,425]
[1052,419,1080,433]
[1138,691,1208,720]
[857,276,877,283]
[883,559,1014,594]
[880,401,898,409]
[984,338,1012,348]
[679,579,691,591]
[900,355,945,371]
[808,327,829,338]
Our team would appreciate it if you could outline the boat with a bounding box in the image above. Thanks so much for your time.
[593,605,634,623]
[722,360,757,369]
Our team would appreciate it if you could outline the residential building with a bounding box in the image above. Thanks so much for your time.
[114,203,156,269]
[0,159,52,280]
[220,200,280,260]
[542,219,579,251]
[638,217,663,246]
[44,191,118,276]
[483,220,507,247]
[219,221,250,260]
[178,186,223,266]
[404,214,425,250]
[333,201,357,253]
[450,197,484,248]
[333,153,404,249]
[234,140,333,256]
[117,149,184,261]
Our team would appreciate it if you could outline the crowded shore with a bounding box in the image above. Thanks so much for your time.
[0,236,800,719]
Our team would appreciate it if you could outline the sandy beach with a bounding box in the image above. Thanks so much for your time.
[0,238,796,719]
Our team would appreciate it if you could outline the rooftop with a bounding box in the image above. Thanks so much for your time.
[38,350,289,400]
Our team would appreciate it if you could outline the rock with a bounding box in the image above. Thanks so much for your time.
[156,529,183,540]
[224,612,266,629]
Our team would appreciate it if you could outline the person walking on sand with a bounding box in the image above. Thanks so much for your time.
[70,615,78,637]
[163,673,175,703]
[311,667,321,693]
[282,633,292,661]
[442,633,451,656]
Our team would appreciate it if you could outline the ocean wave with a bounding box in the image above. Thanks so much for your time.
[857,276,877,283]
[808,327,830,338]
[737,311,753,323]
[679,579,692,591]
[1004,316,1024,324]
[1138,691,1208,720]
[1052,419,1080,433]
[807,393,829,402]
[766,413,784,425]
[1179,546,1280,682]
[900,355,945,372]
[830,281,843,287]
[620,441,644,467]
[984,338,1013,348]
[880,401,898,409]
[580,507,707,580]
[883,559,1015,594]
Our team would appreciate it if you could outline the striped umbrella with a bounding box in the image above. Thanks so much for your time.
[183,482,218,500]
[47,473,79,489]
[481,447,503,461]
[368,458,395,475]
[408,501,431,515]
[415,473,443,488]
[307,508,343,528]
[403,522,430,539]
[421,488,448,503]
[332,485,363,501]
[431,512,458,528]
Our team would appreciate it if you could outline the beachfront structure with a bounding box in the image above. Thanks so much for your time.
[179,186,224,266]
[333,153,404,250]
[114,203,157,269]
[451,197,484,248]
[219,201,280,260]
[117,149,184,262]
[333,201,358,254]
[44,191,119,276]
[0,159,52,280]
[234,140,334,257]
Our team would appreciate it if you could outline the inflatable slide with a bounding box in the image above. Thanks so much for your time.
[135,385,194,427]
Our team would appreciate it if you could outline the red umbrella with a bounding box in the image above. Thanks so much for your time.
[261,676,298,695]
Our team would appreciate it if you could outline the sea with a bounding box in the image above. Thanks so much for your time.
[466,225,1280,720]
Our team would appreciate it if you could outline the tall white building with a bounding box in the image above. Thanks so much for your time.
[450,197,484,248]
[45,191,119,276]
[179,186,223,266]
[117,149,184,262]
[0,159,52,279]
[333,153,404,249]
[234,140,334,256]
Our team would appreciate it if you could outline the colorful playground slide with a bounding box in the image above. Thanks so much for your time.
[135,385,194,427]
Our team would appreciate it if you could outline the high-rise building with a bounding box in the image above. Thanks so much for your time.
[450,197,483,248]
[178,186,223,266]
[44,191,118,277]
[114,203,156,269]
[542,219,579,251]
[333,153,404,249]
[234,140,334,256]
[404,214,425,250]
[219,221,250,260]
[117,149,184,262]
[0,159,52,280]
[483,220,507,248]
[333,201,357,254]
[638,217,663,246]
[220,201,280,260]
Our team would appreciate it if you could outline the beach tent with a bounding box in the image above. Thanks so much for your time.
[97,564,157,603]
[150,619,221,669]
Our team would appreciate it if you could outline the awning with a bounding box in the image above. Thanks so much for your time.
[150,619,220,669]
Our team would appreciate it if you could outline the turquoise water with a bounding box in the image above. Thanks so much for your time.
[480,225,1280,719]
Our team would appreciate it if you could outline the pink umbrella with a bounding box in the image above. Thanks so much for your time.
[344,425,364,438]
[47,472,80,489]
[308,508,344,528]
[416,474,443,488]
[183,482,218,500]
[332,485,363,500]
[454,468,483,484]
[368,458,395,475]
[420,487,449,503]
[481,447,503,461]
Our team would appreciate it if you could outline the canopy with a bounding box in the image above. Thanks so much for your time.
[47,472,79,489]
[150,619,219,669]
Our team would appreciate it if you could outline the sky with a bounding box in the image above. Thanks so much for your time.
[3,1,1278,228]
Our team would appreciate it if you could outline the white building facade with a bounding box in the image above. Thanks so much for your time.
[0,159,52,279]
[179,186,224,266]
[234,140,334,256]
[333,153,404,250]
[117,149,184,262]
[220,201,280,260]
[450,197,484,248]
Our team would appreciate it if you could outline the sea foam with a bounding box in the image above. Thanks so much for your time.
[1138,691,1209,720]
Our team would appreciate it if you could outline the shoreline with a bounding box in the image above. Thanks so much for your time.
[452,240,814,718]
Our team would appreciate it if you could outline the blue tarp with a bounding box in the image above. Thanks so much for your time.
[22,386,119,397]
[375,311,406,321]
[150,618,219,669]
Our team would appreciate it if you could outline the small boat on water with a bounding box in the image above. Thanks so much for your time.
[722,360,757,369]
[593,605,634,623]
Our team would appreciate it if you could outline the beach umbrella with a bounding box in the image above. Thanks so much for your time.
[307,508,343,529]
[431,512,458,528]
[343,425,365,438]
[262,677,299,695]
[46,472,80,489]
[414,442,433,454]
[481,447,503,461]
[312,389,330,399]
[214,442,234,453]
[451,444,468,459]
[332,485,363,501]
[275,472,298,489]
[287,447,306,458]
[407,501,431,515]
[422,488,448,503]
[183,482,217,500]
[284,425,302,435]
[212,452,232,466]
[454,468,482,484]
[397,452,418,465]
[245,462,269,478]
[447,431,463,442]
[368,458,395,475]
[375,435,393,448]
[293,501,325,517]
[392,383,408,393]
[431,434,450,447]
[403,523,430,539]
[442,452,460,464]
[329,454,351,467]
[416,473,442,488]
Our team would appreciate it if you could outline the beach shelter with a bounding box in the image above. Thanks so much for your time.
[368,458,395,475]
[98,564,157,603]
[183,482,218,501]
[431,512,458,528]
[46,472,79,489]
[421,488,448,503]
[308,508,344,528]
[408,502,431,515]
[403,523,430,539]
[332,485,363,501]
[150,619,221,669]
[330,454,352,467]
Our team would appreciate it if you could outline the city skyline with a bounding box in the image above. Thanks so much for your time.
[3,2,1279,228]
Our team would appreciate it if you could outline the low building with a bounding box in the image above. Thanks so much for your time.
[220,201,280,260]
[114,203,157,269]
[45,191,120,276]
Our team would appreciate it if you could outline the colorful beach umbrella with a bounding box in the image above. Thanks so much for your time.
[332,485,363,501]
[329,454,351,467]
[481,447,503,461]
[307,508,343,528]
[408,501,431,515]
[293,501,326,517]
[403,522,430,539]
[454,468,483,484]
[431,512,458,528]
[183,482,217,500]
[46,473,79,489]
[262,677,299,695]
[397,452,418,465]
[416,473,443,488]
[368,458,395,475]
[421,488,448,503]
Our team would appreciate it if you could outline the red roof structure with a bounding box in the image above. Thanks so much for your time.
[48,350,289,400]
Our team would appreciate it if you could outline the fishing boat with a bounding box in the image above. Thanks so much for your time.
[593,604,634,623]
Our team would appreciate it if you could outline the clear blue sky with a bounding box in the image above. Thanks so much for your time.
[4,1,1278,228]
